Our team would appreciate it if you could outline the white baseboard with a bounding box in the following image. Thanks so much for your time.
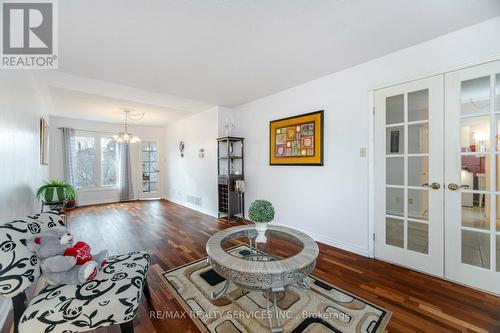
[76,200,120,207]
[0,298,10,332]
[163,201,368,256]
[273,222,369,257]
[165,197,218,218]
[76,198,163,207]
[76,198,122,207]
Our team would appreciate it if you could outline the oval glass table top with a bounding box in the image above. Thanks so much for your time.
[222,228,304,260]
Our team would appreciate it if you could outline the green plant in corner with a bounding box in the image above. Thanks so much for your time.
[36,180,76,203]
[248,200,275,223]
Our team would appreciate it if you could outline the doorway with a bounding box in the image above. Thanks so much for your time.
[374,75,444,277]
[444,60,500,294]
[138,140,161,199]
[374,60,500,295]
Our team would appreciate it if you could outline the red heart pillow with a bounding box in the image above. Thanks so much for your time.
[64,241,93,265]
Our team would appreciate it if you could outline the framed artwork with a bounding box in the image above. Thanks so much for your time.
[40,117,49,165]
[269,110,324,166]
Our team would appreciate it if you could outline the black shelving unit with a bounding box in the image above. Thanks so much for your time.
[217,136,244,222]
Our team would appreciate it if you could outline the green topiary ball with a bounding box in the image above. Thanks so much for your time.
[248,200,275,223]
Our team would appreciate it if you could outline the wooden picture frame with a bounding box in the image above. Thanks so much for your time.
[269,110,324,166]
[40,117,49,165]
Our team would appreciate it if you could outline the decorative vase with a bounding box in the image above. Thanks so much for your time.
[255,222,268,243]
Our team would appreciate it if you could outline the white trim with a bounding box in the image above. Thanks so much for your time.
[273,222,369,257]
[76,198,163,207]
[0,299,10,332]
[77,186,119,192]
[76,198,121,207]
[165,197,218,218]
[368,90,375,258]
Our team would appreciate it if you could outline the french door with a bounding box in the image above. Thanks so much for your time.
[444,60,500,294]
[375,60,500,295]
[138,140,161,199]
[374,76,444,277]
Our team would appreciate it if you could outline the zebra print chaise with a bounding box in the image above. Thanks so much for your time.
[0,211,151,333]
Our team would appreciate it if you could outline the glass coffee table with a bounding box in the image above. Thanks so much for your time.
[206,225,319,332]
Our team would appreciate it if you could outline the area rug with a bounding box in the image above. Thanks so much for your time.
[161,245,391,333]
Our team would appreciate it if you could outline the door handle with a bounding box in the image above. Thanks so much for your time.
[448,183,469,191]
[422,182,441,190]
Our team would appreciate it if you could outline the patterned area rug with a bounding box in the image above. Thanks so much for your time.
[161,245,391,333]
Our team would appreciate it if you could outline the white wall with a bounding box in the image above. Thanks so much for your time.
[232,17,500,256]
[0,71,49,329]
[49,116,165,206]
[164,106,220,216]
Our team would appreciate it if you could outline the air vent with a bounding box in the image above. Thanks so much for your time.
[187,195,202,206]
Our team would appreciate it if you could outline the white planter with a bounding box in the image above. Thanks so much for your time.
[255,222,268,243]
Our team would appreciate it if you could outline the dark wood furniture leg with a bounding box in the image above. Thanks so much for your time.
[12,292,27,333]
[120,320,134,333]
[143,278,152,305]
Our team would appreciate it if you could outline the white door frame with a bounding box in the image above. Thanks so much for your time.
[368,54,500,259]
[136,137,163,199]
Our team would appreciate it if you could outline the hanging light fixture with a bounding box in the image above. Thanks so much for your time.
[113,108,144,144]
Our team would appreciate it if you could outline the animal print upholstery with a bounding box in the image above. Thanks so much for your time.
[19,251,150,333]
[0,212,65,298]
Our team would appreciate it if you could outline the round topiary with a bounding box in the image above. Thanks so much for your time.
[248,200,275,223]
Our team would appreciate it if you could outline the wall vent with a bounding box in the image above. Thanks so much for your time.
[187,195,202,206]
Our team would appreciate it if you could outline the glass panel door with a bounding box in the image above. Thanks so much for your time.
[445,60,500,294]
[140,140,160,198]
[374,75,444,277]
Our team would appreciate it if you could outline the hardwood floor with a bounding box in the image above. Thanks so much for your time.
[3,200,500,333]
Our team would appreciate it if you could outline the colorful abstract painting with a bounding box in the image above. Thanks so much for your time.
[269,110,324,165]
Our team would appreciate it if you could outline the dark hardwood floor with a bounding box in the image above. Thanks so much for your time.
[3,200,500,333]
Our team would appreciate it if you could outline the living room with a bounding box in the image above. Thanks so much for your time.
[1,1,500,332]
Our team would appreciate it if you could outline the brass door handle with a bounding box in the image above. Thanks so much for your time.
[448,183,469,191]
[422,182,441,190]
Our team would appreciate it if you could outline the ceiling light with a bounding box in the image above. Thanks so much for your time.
[113,108,144,144]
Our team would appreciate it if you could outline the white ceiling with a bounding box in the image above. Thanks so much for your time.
[48,1,500,124]
[48,87,193,126]
[35,71,214,125]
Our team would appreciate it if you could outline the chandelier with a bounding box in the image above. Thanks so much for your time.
[113,108,144,144]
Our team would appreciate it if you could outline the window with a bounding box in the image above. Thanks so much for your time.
[101,138,118,186]
[75,136,96,188]
[74,134,118,189]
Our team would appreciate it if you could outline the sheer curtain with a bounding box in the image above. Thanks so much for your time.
[119,143,135,201]
[61,128,77,202]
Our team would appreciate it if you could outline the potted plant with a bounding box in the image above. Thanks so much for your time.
[248,200,275,243]
[36,180,76,204]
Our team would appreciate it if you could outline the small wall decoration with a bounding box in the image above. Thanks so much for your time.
[40,117,49,165]
[269,110,324,166]
[179,141,185,157]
